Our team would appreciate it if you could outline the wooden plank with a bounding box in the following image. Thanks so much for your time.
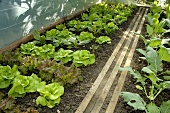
[105,8,148,113]
[75,7,142,113]
[90,8,145,113]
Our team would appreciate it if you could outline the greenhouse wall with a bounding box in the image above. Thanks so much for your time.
[0,0,102,49]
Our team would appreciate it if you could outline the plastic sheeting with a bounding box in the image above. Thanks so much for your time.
[0,0,102,49]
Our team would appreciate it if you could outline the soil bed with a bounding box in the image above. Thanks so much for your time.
[0,7,139,113]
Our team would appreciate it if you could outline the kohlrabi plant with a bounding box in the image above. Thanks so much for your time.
[95,36,111,44]
[36,82,64,108]
[120,46,170,100]
[72,50,95,67]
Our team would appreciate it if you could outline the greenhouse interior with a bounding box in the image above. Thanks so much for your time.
[0,0,170,113]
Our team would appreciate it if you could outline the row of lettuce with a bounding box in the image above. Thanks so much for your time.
[0,2,136,111]
[120,4,170,113]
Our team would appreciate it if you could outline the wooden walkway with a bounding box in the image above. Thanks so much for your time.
[75,7,148,113]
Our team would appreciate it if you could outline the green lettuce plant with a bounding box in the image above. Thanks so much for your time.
[20,42,36,55]
[33,44,55,59]
[36,82,64,108]
[72,50,95,67]
[77,32,95,45]
[104,22,118,34]
[56,24,66,30]
[54,48,73,63]
[0,65,20,88]
[8,74,45,99]
[95,36,111,44]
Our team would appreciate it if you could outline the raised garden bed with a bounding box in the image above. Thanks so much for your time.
[0,2,138,113]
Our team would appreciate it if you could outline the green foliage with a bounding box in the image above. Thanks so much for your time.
[8,74,45,99]
[54,48,73,63]
[0,65,20,88]
[56,24,66,30]
[33,44,55,59]
[146,103,160,113]
[121,92,170,113]
[77,32,95,45]
[120,92,146,110]
[20,42,36,55]
[114,15,127,25]
[119,47,170,101]
[95,36,111,44]
[92,21,104,34]
[33,30,46,44]
[72,50,95,67]
[36,82,64,108]
[104,22,118,34]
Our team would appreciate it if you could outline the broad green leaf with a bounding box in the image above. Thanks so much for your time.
[146,103,160,113]
[145,73,160,85]
[142,67,153,74]
[146,46,162,73]
[146,15,154,26]
[147,24,154,36]
[148,38,161,48]
[36,96,47,106]
[120,92,146,110]
[164,70,170,75]
[160,100,170,113]
[158,47,170,62]
[159,81,170,90]
[163,76,170,80]
[33,30,41,40]
[136,48,147,56]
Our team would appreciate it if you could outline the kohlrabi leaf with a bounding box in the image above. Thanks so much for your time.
[120,92,146,110]
[158,47,170,62]
[119,66,146,85]
[148,38,161,48]
[146,15,154,27]
[147,24,154,36]
[145,73,160,85]
[159,81,170,90]
[146,46,162,73]
[160,100,170,113]
[146,103,160,113]
[136,48,147,56]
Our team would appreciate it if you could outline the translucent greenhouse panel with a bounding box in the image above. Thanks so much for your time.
[0,0,101,49]
[63,0,102,16]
